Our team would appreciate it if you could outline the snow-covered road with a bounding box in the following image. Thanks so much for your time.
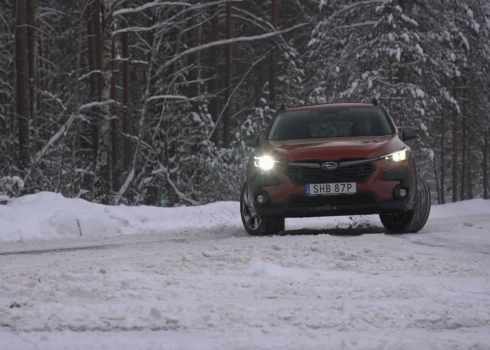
[1,194,490,349]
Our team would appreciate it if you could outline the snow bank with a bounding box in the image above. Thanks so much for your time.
[0,191,489,242]
[427,198,490,219]
[0,192,239,242]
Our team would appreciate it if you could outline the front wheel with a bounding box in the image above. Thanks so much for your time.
[240,183,284,236]
[380,173,431,234]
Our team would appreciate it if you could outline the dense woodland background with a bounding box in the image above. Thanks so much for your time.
[1,0,490,206]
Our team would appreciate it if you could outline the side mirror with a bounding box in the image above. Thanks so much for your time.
[244,135,260,148]
[398,126,419,141]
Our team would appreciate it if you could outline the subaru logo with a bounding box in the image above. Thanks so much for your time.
[322,162,338,170]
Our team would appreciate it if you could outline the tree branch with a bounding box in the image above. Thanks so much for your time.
[161,22,307,71]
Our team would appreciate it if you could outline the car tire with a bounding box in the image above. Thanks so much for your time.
[240,183,284,236]
[379,173,431,234]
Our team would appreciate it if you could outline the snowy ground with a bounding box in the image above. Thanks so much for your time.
[1,193,490,350]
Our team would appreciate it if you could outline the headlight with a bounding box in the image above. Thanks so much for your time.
[254,155,275,170]
[381,148,408,162]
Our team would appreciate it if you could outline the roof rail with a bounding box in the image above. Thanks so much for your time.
[279,101,333,109]
[278,101,380,110]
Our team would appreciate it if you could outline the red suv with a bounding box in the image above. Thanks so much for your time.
[240,101,431,235]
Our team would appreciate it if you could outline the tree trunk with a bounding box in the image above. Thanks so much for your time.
[255,65,264,106]
[73,10,85,196]
[186,0,199,111]
[460,80,467,201]
[115,34,161,204]
[85,4,98,154]
[269,0,279,106]
[121,27,132,171]
[460,116,465,200]
[92,0,103,98]
[94,0,114,202]
[222,1,232,148]
[111,36,119,190]
[15,0,31,169]
[440,108,445,204]
[208,4,220,143]
[467,128,473,199]
[433,155,441,204]
[26,0,37,143]
[144,7,155,138]
[38,21,44,105]
[91,0,103,158]
[451,79,458,202]
[145,8,154,86]
[484,130,489,200]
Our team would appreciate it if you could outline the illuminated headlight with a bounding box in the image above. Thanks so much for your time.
[381,148,408,162]
[254,155,275,170]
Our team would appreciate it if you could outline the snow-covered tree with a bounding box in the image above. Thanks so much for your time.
[0,0,489,205]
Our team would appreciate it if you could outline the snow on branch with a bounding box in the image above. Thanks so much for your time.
[151,166,168,176]
[25,98,115,184]
[79,100,117,111]
[23,112,79,185]
[330,0,386,19]
[114,1,192,16]
[116,168,135,203]
[113,24,160,35]
[208,54,268,139]
[167,175,201,206]
[78,70,102,82]
[33,114,78,165]
[0,176,24,203]
[39,90,67,111]
[232,14,269,33]
[114,0,243,17]
[161,23,307,71]
[336,21,378,30]
[147,95,190,102]
[232,7,275,32]
[153,165,201,206]
[146,94,206,103]
[0,78,13,90]
[114,0,244,35]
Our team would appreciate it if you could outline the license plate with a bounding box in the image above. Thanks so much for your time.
[305,183,357,195]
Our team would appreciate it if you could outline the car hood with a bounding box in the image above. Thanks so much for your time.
[264,135,405,161]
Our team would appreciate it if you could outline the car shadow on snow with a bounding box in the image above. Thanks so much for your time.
[279,224,387,236]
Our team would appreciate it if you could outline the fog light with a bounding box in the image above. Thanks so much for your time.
[394,185,409,199]
[254,191,270,206]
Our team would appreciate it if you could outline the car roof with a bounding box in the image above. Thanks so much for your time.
[282,103,377,112]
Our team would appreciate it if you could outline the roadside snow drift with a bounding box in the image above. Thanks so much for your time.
[0,192,240,241]
[2,191,490,242]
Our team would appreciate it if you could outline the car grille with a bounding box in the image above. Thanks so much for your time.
[284,161,375,185]
[288,193,375,207]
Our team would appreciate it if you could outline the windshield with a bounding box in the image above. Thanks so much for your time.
[268,107,394,141]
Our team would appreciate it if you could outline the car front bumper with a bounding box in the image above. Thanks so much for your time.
[253,195,410,218]
[248,160,416,219]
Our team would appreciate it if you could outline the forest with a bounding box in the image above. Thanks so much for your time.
[1,0,489,207]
